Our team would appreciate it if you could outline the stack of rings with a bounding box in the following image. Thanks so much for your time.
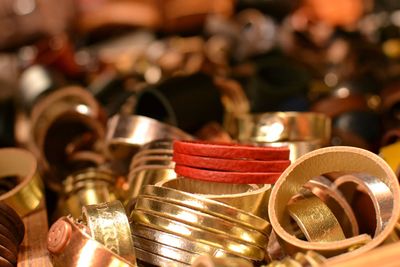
[126,139,177,199]
[0,203,25,267]
[172,140,290,184]
[129,185,272,265]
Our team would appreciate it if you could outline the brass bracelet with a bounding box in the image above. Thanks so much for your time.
[288,195,346,242]
[61,168,117,218]
[106,115,192,161]
[0,148,44,217]
[133,234,199,264]
[156,178,271,219]
[29,86,106,190]
[236,112,331,144]
[127,167,177,199]
[333,173,393,236]
[268,146,400,260]
[130,210,265,261]
[82,201,136,263]
[191,255,253,267]
[135,196,268,247]
[131,224,234,258]
[47,217,134,267]
[301,176,359,238]
[138,185,270,234]
[135,247,189,267]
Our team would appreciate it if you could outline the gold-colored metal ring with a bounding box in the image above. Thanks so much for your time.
[268,146,400,260]
[157,178,271,219]
[0,148,44,217]
[288,195,346,242]
[135,247,190,267]
[127,167,176,199]
[333,173,394,236]
[106,114,192,160]
[139,185,270,234]
[236,112,331,144]
[82,200,136,263]
[130,210,265,261]
[301,176,359,237]
[129,151,173,169]
[47,217,134,267]
[135,196,268,246]
[131,224,233,258]
[133,234,199,264]
[191,255,253,267]
[61,168,117,218]
[256,140,324,162]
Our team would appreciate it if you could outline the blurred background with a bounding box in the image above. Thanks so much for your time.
[1,0,400,155]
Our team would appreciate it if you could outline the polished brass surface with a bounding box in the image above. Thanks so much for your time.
[82,200,136,263]
[191,254,253,267]
[302,176,359,238]
[135,247,190,267]
[139,185,271,234]
[288,195,346,242]
[134,196,268,246]
[62,168,117,218]
[0,148,44,217]
[131,224,233,258]
[156,178,271,219]
[130,210,265,261]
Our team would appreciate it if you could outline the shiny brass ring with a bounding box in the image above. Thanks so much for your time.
[236,112,331,144]
[131,224,233,258]
[106,115,192,160]
[191,255,253,267]
[133,234,199,264]
[139,185,270,234]
[288,195,346,242]
[135,196,268,246]
[268,146,400,260]
[47,217,134,267]
[157,178,271,219]
[0,148,44,217]
[82,200,136,263]
[135,247,189,267]
[130,210,265,261]
[301,176,359,238]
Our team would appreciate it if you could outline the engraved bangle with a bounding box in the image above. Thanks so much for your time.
[156,178,271,219]
[82,200,136,263]
[48,217,134,267]
[134,196,268,246]
[333,173,394,236]
[288,195,346,242]
[131,224,234,258]
[138,185,270,234]
[0,148,44,217]
[130,210,265,261]
[301,176,359,238]
[268,146,400,260]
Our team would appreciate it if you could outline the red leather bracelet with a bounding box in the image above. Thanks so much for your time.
[174,164,281,184]
[173,152,290,172]
[173,140,289,160]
